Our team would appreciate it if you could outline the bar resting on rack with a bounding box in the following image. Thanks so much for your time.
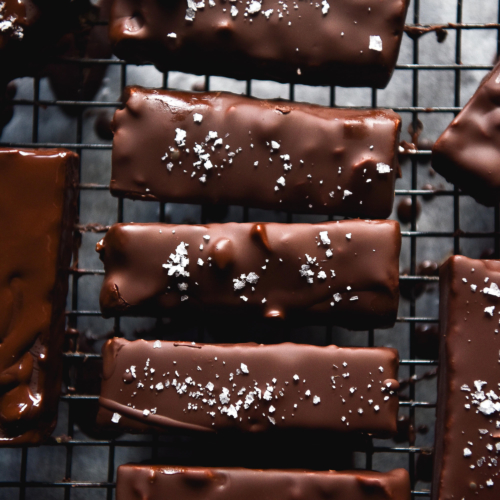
[433,256,500,499]
[116,465,411,500]
[98,339,400,435]
[0,148,79,445]
[111,87,401,218]
[108,0,410,88]
[97,220,401,329]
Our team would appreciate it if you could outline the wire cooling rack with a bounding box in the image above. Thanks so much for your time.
[1,0,500,498]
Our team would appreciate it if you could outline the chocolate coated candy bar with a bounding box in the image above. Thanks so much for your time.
[432,61,500,206]
[111,87,401,218]
[433,256,500,499]
[116,465,411,500]
[0,0,94,87]
[97,221,401,330]
[108,0,409,88]
[98,339,400,435]
[0,148,79,445]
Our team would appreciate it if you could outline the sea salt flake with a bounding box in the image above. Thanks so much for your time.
[175,128,187,147]
[319,231,331,245]
[485,306,496,317]
[376,162,391,174]
[313,395,321,405]
[321,0,329,15]
[247,0,261,13]
[464,448,472,457]
[484,282,500,297]
[111,413,121,423]
[369,35,383,52]
[153,340,162,349]
[241,363,249,374]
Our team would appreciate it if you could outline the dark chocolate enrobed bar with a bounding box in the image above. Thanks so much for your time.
[111,87,401,219]
[116,465,411,500]
[98,339,400,435]
[432,256,500,499]
[432,60,500,206]
[97,220,401,329]
[108,0,410,88]
[0,148,79,445]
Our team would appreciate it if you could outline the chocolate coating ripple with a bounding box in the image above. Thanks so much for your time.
[98,339,400,436]
[97,220,401,330]
[111,87,401,218]
[433,256,500,499]
[0,148,79,445]
[108,0,409,88]
[116,465,411,500]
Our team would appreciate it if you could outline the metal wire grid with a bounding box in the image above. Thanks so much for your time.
[1,0,500,498]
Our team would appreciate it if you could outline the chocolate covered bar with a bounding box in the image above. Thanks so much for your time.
[111,87,401,218]
[97,220,401,329]
[108,0,410,89]
[0,148,79,445]
[116,465,411,500]
[432,61,500,206]
[0,0,94,87]
[433,256,500,499]
[98,339,400,435]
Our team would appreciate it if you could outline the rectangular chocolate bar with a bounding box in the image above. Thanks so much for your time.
[433,256,500,499]
[432,61,500,206]
[116,465,411,500]
[97,220,401,330]
[0,148,79,445]
[109,0,410,89]
[98,339,400,436]
[111,87,401,219]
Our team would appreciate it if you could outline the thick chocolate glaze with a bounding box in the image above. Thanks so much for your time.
[111,87,401,218]
[0,0,94,88]
[116,465,411,500]
[97,220,401,329]
[108,0,409,89]
[98,339,400,435]
[432,61,500,206]
[432,256,500,499]
[0,148,79,445]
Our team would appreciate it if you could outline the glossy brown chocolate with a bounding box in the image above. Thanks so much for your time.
[98,339,400,435]
[97,220,401,329]
[111,87,401,218]
[109,0,409,89]
[116,465,411,500]
[0,148,79,445]
[432,61,500,206]
[432,256,500,499]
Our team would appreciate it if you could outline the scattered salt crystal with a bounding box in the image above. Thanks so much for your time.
[369,35,383,52]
